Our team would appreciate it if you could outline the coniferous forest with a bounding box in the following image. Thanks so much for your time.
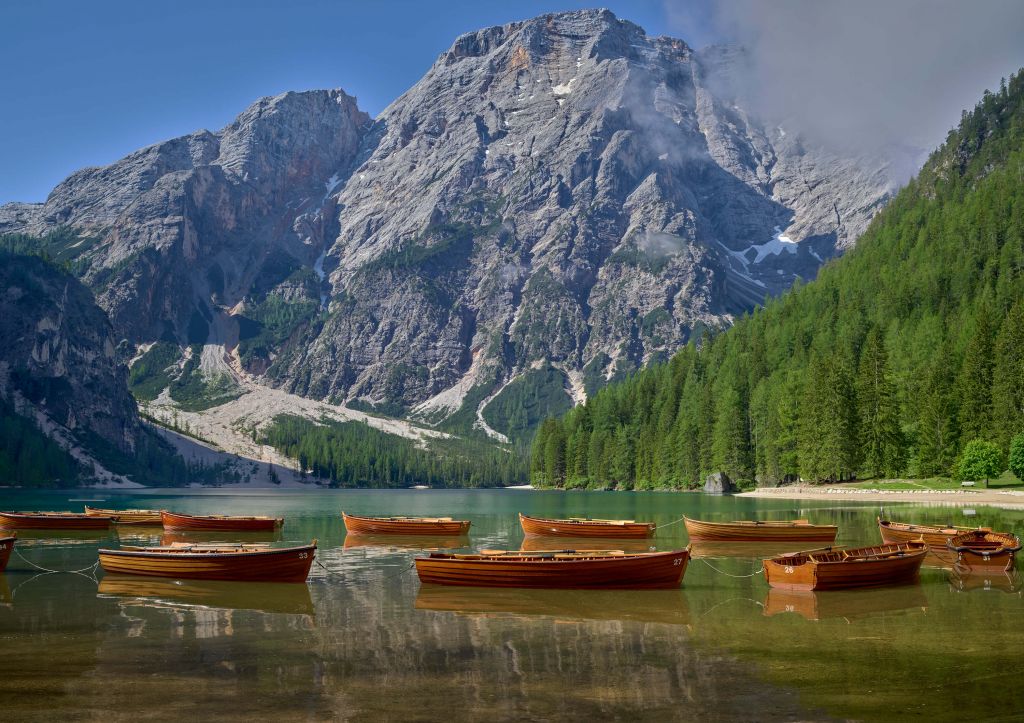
[261,415,527,487]
[531,70,1024,490]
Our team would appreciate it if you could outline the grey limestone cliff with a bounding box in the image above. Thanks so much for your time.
[0,10,899,441]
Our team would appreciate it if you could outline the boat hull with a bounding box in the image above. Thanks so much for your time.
[86,507,163,525]
[0,535,14,571]
[948,530,1020,573]
[877,518,976,548]
[0,512,112,530]
[415,549,689,589]
[342,512,470,536]
[161,511,283,532]
[684,517,837,543]
[764,542,926,591]
[98,543,316,582]
[519,513,655,539]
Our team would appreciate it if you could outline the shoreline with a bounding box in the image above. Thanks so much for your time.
[739,485,1024,510]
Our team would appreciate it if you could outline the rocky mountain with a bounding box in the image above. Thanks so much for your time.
[0,250,140,482]
[0,9,900,443]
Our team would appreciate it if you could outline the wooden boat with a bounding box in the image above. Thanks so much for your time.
[877,517,986,548]
[519,513,655,539]
[520,535,655,553]
[0,511,112,530]
[161,510,284,532]
[0,533,14,571]
[947,530,1020,573]
[97,576,316,615]
[763,585,929,621]
[414,548,689,589]
[683,516,837,542]
[342,512,470,536]
[85,506,163,525]
[415,585,690,625]
[98,541,316,582]
[763,541,927,591]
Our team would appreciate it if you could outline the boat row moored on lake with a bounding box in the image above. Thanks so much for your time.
[1,507,1018,591]
[97,541,317,583]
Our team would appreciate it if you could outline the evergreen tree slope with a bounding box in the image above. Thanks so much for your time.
[532,70,1024,488]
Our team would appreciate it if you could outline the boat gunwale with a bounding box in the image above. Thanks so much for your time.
[683,515,837,530]
[0,511,114,520]
[162,511,284,523]
[343,512,469,524]
[99,543,316,560]
[519,513,654,528]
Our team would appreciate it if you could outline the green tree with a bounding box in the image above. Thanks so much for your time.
[1008,433,1024,481]
[957,303,995,442]
[799,353,858,481]
[991,301,1024,448]
[957,439,1004,488]
[916,358,960,476]
[856,330,905,477]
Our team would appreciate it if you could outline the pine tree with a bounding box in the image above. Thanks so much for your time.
[991,301,1024,448]
[711,379,752,482]
[916,357,959,476]
[799,353,858,481]
[856,330,905,477]
[957,301,995,442]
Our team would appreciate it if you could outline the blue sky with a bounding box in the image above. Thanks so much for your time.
[6,2,1021,205]
[0,1,720,204]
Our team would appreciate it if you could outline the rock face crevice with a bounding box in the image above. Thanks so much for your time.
[0,10,899,434]
[0,252,140,455]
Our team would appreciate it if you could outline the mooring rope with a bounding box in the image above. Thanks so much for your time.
[697,556,765,578]
[698,596,765,617]
[12,547,100,577]
[654,516,687,530]
[314,556,415,583]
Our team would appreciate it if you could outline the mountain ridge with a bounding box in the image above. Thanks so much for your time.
[0,9,902,447]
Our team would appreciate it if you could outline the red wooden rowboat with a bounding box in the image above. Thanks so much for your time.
[519,513,655,539]
[684,516,837,542]
[98,540,316,582]
[947,530,1020,573]
[86,506,163,525]
[161,510,284,532]
[0,511,112,530]
[414,548,690,589]
[763,541,927,591]
[877,517,986,548]
[0,533,15,571]
[342,512,470,536]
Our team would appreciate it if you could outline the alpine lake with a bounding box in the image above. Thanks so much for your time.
[0,489,1021,722]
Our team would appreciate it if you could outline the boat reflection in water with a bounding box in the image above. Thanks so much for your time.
[415,584,690,625]
[343,534,469,551]
[0,575,10,606]
[519,536,656,553]
[97,576,316,616]
[948,568,1022,594]
[763,584,929,621]
[0,528,112,544]
[159,530,283,546]
[689,541,819,560]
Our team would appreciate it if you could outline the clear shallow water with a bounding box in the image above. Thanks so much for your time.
[0,489,1021,721]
